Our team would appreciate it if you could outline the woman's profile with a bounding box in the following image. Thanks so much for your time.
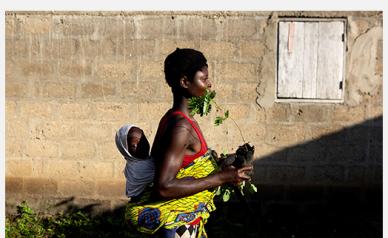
[126,48,253,238]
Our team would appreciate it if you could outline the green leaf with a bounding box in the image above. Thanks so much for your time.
[222,189,231,202]
[250,183,258,193]
[215,186,221,196]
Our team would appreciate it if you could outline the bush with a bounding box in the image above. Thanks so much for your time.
[5,201,146,238]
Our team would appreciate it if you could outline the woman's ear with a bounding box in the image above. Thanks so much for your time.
[179,76,190,89]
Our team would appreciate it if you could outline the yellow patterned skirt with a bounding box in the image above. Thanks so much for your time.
[125,151,219,237]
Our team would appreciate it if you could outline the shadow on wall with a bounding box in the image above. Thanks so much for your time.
[206,115,382,238]
[7,116,382,238]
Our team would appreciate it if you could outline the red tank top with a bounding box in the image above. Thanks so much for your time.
[164,110,208,168]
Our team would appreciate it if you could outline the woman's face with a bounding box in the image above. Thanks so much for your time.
[187,66,212,97]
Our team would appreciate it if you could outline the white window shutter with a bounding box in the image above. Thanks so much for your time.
[277,20,345,101]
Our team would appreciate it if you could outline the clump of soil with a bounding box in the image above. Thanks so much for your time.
[215,143,255,176]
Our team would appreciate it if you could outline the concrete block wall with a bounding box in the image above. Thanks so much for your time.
[5,11,382,212]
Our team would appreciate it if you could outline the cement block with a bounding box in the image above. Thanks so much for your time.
[367,105,383,121]
[61,141,96,160]
[199,41,237,61]
[136,16,176,39]
[93,102,133,122]
[96,180,126,198]
[306,124,345,142]
[79,161,114,179]
[19,101,54,118]
[58,16,95,37]
[309,165,345,184]
[19,15,51,34]
[10,38,28,59]
[25,139,60,159]
[58,103,94,120]
[212,83,235,103]
[5,177,24,194]
[5,138,23,158]
[326,144,367,163]
[290,105,330,123]
[99,141,121,161]
[266,104,291,123]
[232,121,266,145]
[156,39,197,57]
[240,40,266,60]
[43,160,80,178]
[215,62,257,83]
[21,62,54,76]
[253,144,286,163]
[24,177,58,195]
[136,103,171,121]
[266,166,305,184]
[138,61,164,80]
[95,63,136,81]
[58,63,92,78]
[57,180,96,197]
[332,105,365,125]
[6,82,29,98]
[201,17,219,40]
[264,124,306,147]
[178,16,202,40]
[236,82,260,102]
[6,118,30,139]
[6,159,33,177]
[221,103,251,120]
[125,39,156,59]
[80,82,116,98]
[40,82,77,98]
[76,122,115,141]
[286,143,326,163]
[224,18,258,39]
[99,16,126,39]
[99,37,126,60]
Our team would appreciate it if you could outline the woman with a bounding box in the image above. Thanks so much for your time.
[127,48,253,238]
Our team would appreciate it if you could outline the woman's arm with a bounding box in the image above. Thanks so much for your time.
[154,118,252,200]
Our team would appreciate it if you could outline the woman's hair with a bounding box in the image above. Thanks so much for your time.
[164,48,208,89]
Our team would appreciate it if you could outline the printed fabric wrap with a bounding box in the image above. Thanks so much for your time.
[126,150,219,237]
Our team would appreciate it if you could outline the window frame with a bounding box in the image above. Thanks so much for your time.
[275,17,347,103]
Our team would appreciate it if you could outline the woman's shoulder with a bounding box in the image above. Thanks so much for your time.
[164,112,192,131]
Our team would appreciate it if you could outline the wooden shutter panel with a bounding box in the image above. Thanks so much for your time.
[316,21,345,100]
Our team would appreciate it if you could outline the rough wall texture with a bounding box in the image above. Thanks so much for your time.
[5,11,382,213]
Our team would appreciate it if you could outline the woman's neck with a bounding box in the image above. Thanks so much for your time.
[172,92,192,117]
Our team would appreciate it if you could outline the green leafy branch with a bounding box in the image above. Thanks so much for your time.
[188,90,245,143]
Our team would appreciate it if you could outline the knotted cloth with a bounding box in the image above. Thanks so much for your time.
[126,150,219,238]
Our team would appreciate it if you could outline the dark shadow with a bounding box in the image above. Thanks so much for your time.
[6,116,382,237]
[206,115,382,238]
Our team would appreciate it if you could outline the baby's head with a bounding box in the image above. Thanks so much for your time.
[126,126,150,160]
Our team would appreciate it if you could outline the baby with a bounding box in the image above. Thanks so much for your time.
[115,124,155,200]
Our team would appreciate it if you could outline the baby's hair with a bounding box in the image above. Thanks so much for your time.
[164,48,208,89]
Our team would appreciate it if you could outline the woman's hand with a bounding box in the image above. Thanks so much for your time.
[218,165,253,185]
